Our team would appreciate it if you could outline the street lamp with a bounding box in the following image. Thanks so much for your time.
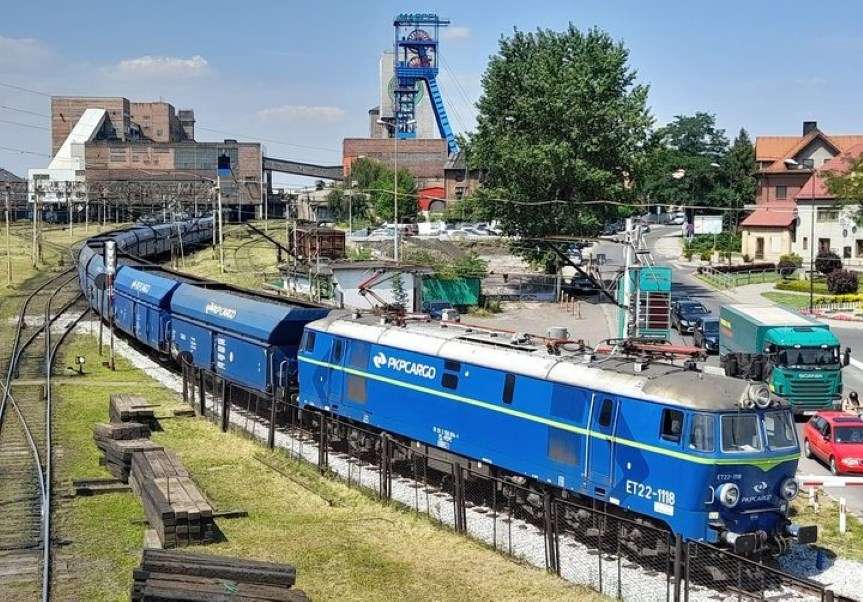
[377,118,416,263]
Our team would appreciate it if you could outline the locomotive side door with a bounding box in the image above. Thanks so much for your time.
[326,337,346,410]
[588,396,617,488]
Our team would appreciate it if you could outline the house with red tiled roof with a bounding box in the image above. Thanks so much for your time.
[740,121,863,262]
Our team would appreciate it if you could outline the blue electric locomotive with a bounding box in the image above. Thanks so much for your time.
[297,313,816,554]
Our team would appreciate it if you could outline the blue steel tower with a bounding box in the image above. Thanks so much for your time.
[393,13,459,155]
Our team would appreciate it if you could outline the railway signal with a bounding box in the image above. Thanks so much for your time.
[103,240,116,371]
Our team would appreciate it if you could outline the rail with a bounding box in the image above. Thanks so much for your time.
[0,268,78,601]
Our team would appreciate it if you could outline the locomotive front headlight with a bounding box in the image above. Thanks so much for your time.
[718,483,740,508]
[780,477,799,501]
[748,384,772,409]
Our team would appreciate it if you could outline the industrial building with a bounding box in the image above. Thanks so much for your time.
[29,96,264,220]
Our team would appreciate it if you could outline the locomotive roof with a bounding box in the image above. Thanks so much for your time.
[307,313,752,412]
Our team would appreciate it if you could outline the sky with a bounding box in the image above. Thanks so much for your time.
[1,0,862,185]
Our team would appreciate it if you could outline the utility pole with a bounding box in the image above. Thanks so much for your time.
[32,185,42,267]
[101,188,107,227]
[393,130,399,263]
[84,184,89,233]
[217,174,225,273]
[4,184,11,285]
[66,180,72,237]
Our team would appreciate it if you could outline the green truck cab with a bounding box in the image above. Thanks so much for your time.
[719,304,848,415]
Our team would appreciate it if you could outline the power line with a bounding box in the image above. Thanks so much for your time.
[0,104,50,119]
[196,126,341,155]
[0,81,52,97]
[0,144,51,158]
[0,118,50,131]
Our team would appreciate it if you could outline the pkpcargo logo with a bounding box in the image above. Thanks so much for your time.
[205,302,237,320]
[753,481,768,493]
[130,280,151,294]
[372,352,436,379]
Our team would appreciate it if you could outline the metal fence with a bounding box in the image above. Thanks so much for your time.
[698,267,783,289]
[178,362,848,602]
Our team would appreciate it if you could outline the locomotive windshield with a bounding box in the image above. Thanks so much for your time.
[721,414,762,452]
[763,410,797,449]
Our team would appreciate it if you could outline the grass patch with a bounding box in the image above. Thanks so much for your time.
[52,334,600,601]
[761,292,815,309]
[791,495,863,562]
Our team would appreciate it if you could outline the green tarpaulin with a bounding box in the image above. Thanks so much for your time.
[422,277,481,306]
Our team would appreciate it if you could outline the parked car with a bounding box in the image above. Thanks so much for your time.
[671,215,686,225]
[672,301,710,334]
[600,222,623,236]
[670,293,692,313]
[566,248,582,266]
[693,317,720,353]
[423,301,459,321]
[804,412,863,475]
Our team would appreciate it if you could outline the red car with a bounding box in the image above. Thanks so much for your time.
[803,411,863,475]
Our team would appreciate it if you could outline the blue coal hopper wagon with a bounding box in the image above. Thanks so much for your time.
[113,266,182,353]
[169,284,330,393]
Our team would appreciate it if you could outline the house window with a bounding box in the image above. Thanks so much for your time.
[803,158,815,169]
[818,238,831,253]
[660,409,684,443]
[776,186,787,200]
[803,237,808,251]
[845,246,852,259]
[856,240,863,257]
[817,208,839,223]
[455,186,464,200]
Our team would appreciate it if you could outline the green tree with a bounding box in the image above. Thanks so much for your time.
[469,25,652,261]
[723,129,757,229]
[326,186,368,223]
[638,113,731,209]
[824,153,863,222]
[370,168,416,222]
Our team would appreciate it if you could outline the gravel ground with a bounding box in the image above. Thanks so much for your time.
[77,323,863,601]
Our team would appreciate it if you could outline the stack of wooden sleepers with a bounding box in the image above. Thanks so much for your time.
[131,449,216,548]
[93,422,160,482]
[131,550,308,601]
[109,393,158,426]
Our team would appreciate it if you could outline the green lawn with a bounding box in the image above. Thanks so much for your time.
[761,291,815,309]
[52,335,599,601]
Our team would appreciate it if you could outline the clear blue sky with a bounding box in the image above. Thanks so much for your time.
[1,0,862,183]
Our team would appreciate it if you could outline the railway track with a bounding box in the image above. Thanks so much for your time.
[0,269,85,601]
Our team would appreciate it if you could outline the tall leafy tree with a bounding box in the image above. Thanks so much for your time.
[469,25,652,260]
[723,129,757,229]
[824,154,863,221]
[638,113,731,209]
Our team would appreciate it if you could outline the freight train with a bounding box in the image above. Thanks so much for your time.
[77,219,816,556]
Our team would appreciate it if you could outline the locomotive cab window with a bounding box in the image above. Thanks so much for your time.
[763,410,797,449]
[689,414,715,452]
[302,330,316,353]
[330,338,343,363]
[660,409,684,443]
[502,373,516,404]
[721,414,763,452]
[597,399,614,427]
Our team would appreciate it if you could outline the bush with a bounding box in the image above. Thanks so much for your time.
[699,250,712,261]
[775,279,829,294]
[742,254,751,263]
[778,253,803,277]
[815,251,842,276]
[827,269,859,294]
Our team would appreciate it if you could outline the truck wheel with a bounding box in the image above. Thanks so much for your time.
[803,439,813,459]
[724,356,738,378]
